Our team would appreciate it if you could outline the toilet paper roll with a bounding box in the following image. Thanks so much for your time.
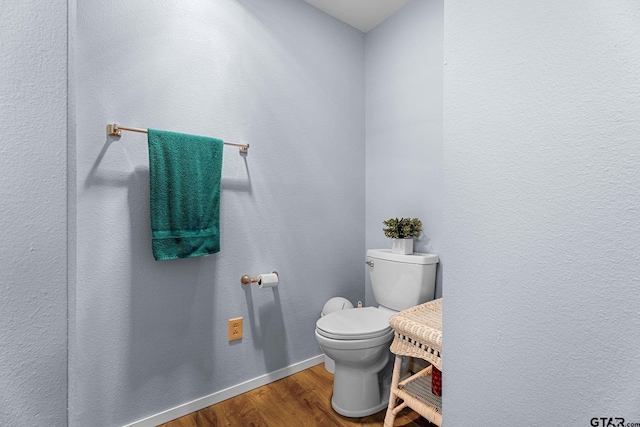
[257,273,279,289]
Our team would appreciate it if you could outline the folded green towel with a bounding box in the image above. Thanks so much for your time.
[147,129,223,260]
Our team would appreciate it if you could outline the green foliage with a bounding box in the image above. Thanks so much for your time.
[382,217,422,239]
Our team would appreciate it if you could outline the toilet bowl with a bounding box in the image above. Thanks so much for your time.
[320,297,354,373]
[315,249,439,418]
[315,306,395,417]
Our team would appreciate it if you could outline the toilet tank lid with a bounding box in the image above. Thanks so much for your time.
[367,249,439,265]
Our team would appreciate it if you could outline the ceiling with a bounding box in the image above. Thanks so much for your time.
[302,0,411,33]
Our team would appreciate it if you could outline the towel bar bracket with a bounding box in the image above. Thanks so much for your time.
[106,124,121,137]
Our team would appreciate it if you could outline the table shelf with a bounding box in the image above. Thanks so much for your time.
[384,298,442,427]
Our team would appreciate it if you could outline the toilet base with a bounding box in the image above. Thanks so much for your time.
[329,351,393,417]
[331,394,389,418]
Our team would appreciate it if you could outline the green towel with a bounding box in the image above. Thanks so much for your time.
[147,129,223,261]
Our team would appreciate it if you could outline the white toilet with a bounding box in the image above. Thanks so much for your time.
[315,249,439,417]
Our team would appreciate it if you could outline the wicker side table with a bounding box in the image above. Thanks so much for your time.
[384,298,442,427]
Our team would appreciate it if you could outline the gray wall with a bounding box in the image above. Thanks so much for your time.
[72,0,365,425]
[444,1,640,424]
[0,1,68,426]
[365,0,444,304]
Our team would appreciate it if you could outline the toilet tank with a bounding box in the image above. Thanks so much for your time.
[367,249,439,312]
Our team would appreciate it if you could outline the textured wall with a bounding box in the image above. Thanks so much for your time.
[365,0,444,304]
[0,1,68,426]
[72,0,365,425]
[444,1,640,424]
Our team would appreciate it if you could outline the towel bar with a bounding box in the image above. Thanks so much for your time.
[106,123,249,154]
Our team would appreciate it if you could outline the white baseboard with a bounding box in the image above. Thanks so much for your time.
[123,355,325,427]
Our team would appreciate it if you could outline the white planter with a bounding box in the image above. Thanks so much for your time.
[391,238,413,255]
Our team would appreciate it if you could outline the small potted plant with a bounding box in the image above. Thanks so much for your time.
[383,217,422,255]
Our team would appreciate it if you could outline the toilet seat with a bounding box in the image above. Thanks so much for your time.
[316,307,393,340]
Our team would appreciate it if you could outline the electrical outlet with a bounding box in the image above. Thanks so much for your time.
[228,317,243,341]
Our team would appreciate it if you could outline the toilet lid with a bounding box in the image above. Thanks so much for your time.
[316,307,393,340]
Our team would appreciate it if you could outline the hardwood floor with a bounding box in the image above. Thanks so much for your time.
[160,363,435,427]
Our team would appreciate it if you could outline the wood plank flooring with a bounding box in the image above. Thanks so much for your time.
[160,363,435,427]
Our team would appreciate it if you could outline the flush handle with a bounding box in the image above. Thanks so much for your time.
[365,260,374,267]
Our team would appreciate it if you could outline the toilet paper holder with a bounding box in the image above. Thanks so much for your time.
[241,271,279,285]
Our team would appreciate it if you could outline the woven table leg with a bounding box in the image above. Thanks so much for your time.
[384,355,404,427]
